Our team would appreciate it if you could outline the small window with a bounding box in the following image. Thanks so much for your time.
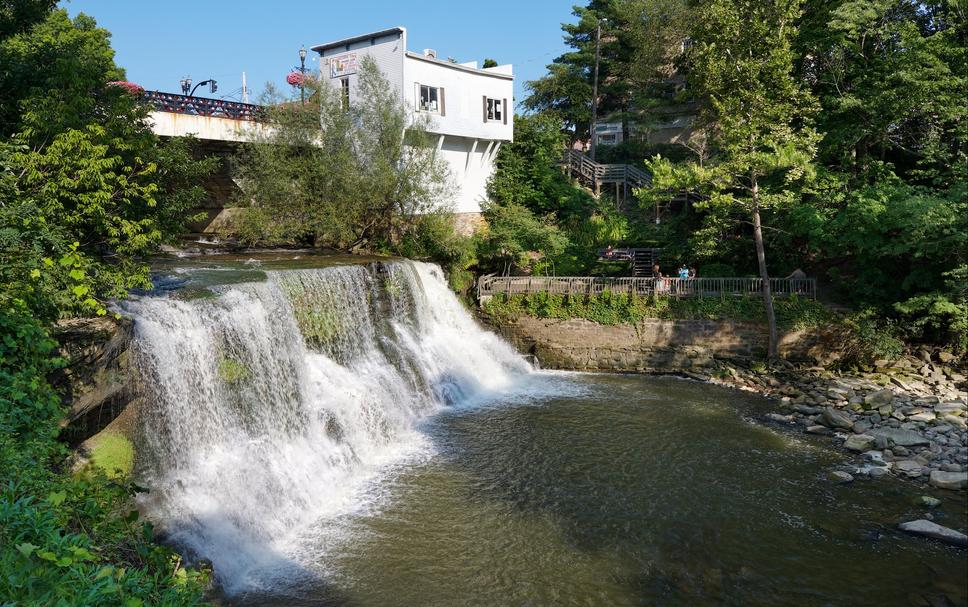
[340,77,350,109]
[486,98,502,122]
[419,84,440,112]
[599,133,617,145]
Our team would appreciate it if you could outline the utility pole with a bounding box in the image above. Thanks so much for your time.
[589,20,602,161]
[241,72,249,104]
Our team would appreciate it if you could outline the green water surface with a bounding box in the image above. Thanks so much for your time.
[232,374,968,607]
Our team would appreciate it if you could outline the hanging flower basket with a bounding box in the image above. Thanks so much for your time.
[107,81,145,95]
[286,71,305,86]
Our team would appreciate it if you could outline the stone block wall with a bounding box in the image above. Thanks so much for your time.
[490,316,837,372]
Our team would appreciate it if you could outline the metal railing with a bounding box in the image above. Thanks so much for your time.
[477,275,817,301]
[143,91,266,121]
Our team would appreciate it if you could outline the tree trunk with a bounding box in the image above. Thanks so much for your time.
[751,176,778,359]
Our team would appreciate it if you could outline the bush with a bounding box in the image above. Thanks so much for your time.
[0,307,208,605]
[482,291,834,330]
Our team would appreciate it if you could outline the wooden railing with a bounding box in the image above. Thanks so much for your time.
[477,275,817,302]
[561,149,650,190]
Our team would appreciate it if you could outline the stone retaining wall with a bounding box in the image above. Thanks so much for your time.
[489,316,839,372]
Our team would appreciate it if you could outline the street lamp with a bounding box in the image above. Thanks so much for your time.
[189,79,218,97]
[298,45,308,104]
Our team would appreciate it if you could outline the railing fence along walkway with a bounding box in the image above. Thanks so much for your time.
[561,149,650,198]
[477,276,817,303]
[144,91,266,121]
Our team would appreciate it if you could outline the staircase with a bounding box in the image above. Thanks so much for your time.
[631,249,658,277]
[561,149,651,195]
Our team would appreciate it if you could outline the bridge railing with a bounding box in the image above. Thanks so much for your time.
[143,91,266,121]
[477,276,817,302]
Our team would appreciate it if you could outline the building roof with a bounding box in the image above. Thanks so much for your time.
[405,51,513,80]
[310,26,405,54]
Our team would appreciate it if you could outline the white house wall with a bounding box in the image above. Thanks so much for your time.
[404,53,513,142]
[437,135,500,214]
[317,29,406,106]
[313,27,513,216]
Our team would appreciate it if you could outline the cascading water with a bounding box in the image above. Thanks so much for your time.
[121,260,530,593]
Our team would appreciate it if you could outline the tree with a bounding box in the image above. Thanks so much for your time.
[477,200,569,276]
[641,0,819,358]
[236,56,452,251]
[482,58,498,68]
[524,1,637,143]
[0,9,215,320]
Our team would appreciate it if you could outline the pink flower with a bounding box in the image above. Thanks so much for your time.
[286,71,305,86]
[107,81,145,94]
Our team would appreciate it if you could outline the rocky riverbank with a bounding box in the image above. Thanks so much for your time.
[682,355,967,492]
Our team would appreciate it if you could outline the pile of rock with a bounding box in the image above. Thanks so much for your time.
[688,357,968,490]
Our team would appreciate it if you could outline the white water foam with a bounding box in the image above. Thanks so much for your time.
[121,260,531,593]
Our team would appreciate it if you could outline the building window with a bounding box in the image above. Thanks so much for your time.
[419,84,440,113]
[598,133,617,145]
[340,77,350,109]
[486,98,503,122]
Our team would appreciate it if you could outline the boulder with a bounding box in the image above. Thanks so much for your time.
[907,412,935,423]
[914,495,941,508]
[821,407,854,430]
[894,460,923,477]
[869,428,930,448]
[828,470,854,483]
[898,520,968,547]
[844,434,876,452]
[864,388,895,408]
[929,470,968,491]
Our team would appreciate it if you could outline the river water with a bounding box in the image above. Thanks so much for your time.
[123,255,967,607]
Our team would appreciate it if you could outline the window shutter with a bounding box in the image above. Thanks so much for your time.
[440,88,445,116]
[502,99,508,124]
[483,95,487,123]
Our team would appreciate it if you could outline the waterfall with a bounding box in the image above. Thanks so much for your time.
[121,260,530,593]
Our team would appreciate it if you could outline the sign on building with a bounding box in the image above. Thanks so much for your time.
[329,53,358,78]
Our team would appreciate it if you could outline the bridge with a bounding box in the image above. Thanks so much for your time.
[144,91,266,142]
[143,91,268,237]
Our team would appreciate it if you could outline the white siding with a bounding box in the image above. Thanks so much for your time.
[313,27,513,215]
[318,30,406,104]
[404,53,513,142]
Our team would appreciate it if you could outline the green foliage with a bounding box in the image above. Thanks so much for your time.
[483,291,835,330]
[0,308,208,605]
[477,201,569,275]
[1,6,214,605]
[86,432,135,480]
[236,57,450,252]
[217,357,250,385]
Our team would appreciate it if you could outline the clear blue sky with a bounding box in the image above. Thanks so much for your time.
[60,0,577,107]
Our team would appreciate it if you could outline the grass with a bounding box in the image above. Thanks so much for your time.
[86,432,134,480]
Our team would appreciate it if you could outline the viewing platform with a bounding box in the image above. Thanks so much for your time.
[477,275,817,304]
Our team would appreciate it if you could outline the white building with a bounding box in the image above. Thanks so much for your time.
[311,27,513,219]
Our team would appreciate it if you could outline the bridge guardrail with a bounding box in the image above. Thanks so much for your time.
[477,276,817,302]
[144,91,266,121]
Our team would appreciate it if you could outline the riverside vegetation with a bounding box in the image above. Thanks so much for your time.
[1,4,213,604]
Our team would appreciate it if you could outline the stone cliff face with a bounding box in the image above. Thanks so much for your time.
[52,316,138,446]
[489,316,843,372]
